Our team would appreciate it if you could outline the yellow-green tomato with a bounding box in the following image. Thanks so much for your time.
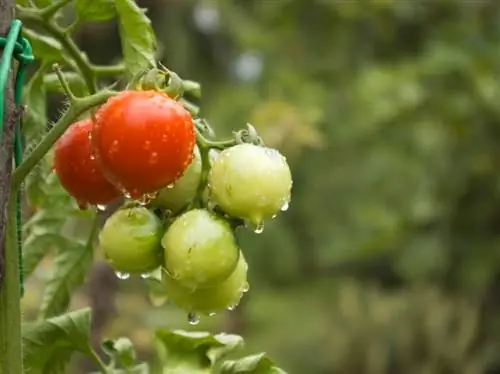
[99,207,163,274]
[161,209,239,289]
[154,146,202,214]
[208,143,292,226]
[163,252,248,314]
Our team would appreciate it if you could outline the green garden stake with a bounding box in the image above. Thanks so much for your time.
[0,19,34,296]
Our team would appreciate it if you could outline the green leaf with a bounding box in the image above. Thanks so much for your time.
[102,337,136,368]
[23,28,65,62]
[22,67,47,141]
[219,354,288,374]
[115,0,157,78]
[23,308,93,373]
[43,72,88,96]
[75,0,116,22]
[155,330,244,373]
[39,237,94,318]
[23,233,72,280]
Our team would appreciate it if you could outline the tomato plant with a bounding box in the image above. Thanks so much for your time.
[0,0,292,373]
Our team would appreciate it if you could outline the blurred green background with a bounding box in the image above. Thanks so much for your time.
[21,0,500,373]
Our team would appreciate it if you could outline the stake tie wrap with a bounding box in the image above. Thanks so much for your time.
[0,19,34,296]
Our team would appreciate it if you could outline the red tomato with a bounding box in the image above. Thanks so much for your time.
[53,119,121,208]
[91,90,195,199]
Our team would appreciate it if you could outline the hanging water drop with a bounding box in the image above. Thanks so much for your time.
[166,183,175,189]
[280,201,290,212]
[187,312,199,325]
[254,222,264,234]
[242,282,250,293]
[96,204,106,212]
[115,271,130,280]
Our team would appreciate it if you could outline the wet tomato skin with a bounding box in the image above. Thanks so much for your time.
[53,119,121,208]
[91,90,196,198]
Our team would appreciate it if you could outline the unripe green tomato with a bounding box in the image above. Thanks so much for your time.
[154,146,202,213]
[99,207,163,274]
[161,209,239,289]
[208,143,292,226]
[163,252,248,314]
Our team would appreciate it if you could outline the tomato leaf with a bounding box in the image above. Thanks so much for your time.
[101,337,136,368]
[23,233,73,280]
[23,308,93,373]
[39,237,94,318]
[75,0,116,22]
[22,28,65,62]
[115,0,157,78]
[22,67,47,141]
[219,354,288,374]
[43,72,88,96]
[155,330,244,372]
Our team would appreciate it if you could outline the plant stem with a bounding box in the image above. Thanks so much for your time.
[0,193,23,374]
[39,0,73,19]
[92,63,125,77]
[91,349,110,374]
[17,8,97,93]
[11,89,116,189]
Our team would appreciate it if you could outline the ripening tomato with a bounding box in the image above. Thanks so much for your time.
[154,146,202,214]
[91,90,196,199]
[161,209,240,290]
[53,119,121,208]
[163,252,249,315]
[208,143,292,227]
[99,207,164,274]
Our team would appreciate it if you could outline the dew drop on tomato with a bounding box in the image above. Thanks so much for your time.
[187,312,200,325]
[115,271,130,280]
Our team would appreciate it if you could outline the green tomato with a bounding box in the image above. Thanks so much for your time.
[163,252,248,314]
[161,208,239,289]
[154,146,202,214]
[208,143,292,226]
[99,207,163,274]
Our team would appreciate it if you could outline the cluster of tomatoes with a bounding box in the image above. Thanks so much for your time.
[53,89,292,322]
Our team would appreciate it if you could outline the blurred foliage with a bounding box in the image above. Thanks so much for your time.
[21,0,500,372]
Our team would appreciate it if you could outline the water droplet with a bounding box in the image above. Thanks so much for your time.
[77,201,88,210]
[149,152,158,164]
[242,282,250,292]
[166,183,175,189]
[115,271,130,280]
[87,133,92,141]
[280,201,290,212]
[187,312,199,325]
[109,140,119,155]
[144,140,152,150]
[96,204,106,212]
[89,154,96,161]
[140,272,151,279]
[254,222,264,234]
[271,214,278,219]
[208,312,216,317]
[227,304,237,311]
[123,191,132,199]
